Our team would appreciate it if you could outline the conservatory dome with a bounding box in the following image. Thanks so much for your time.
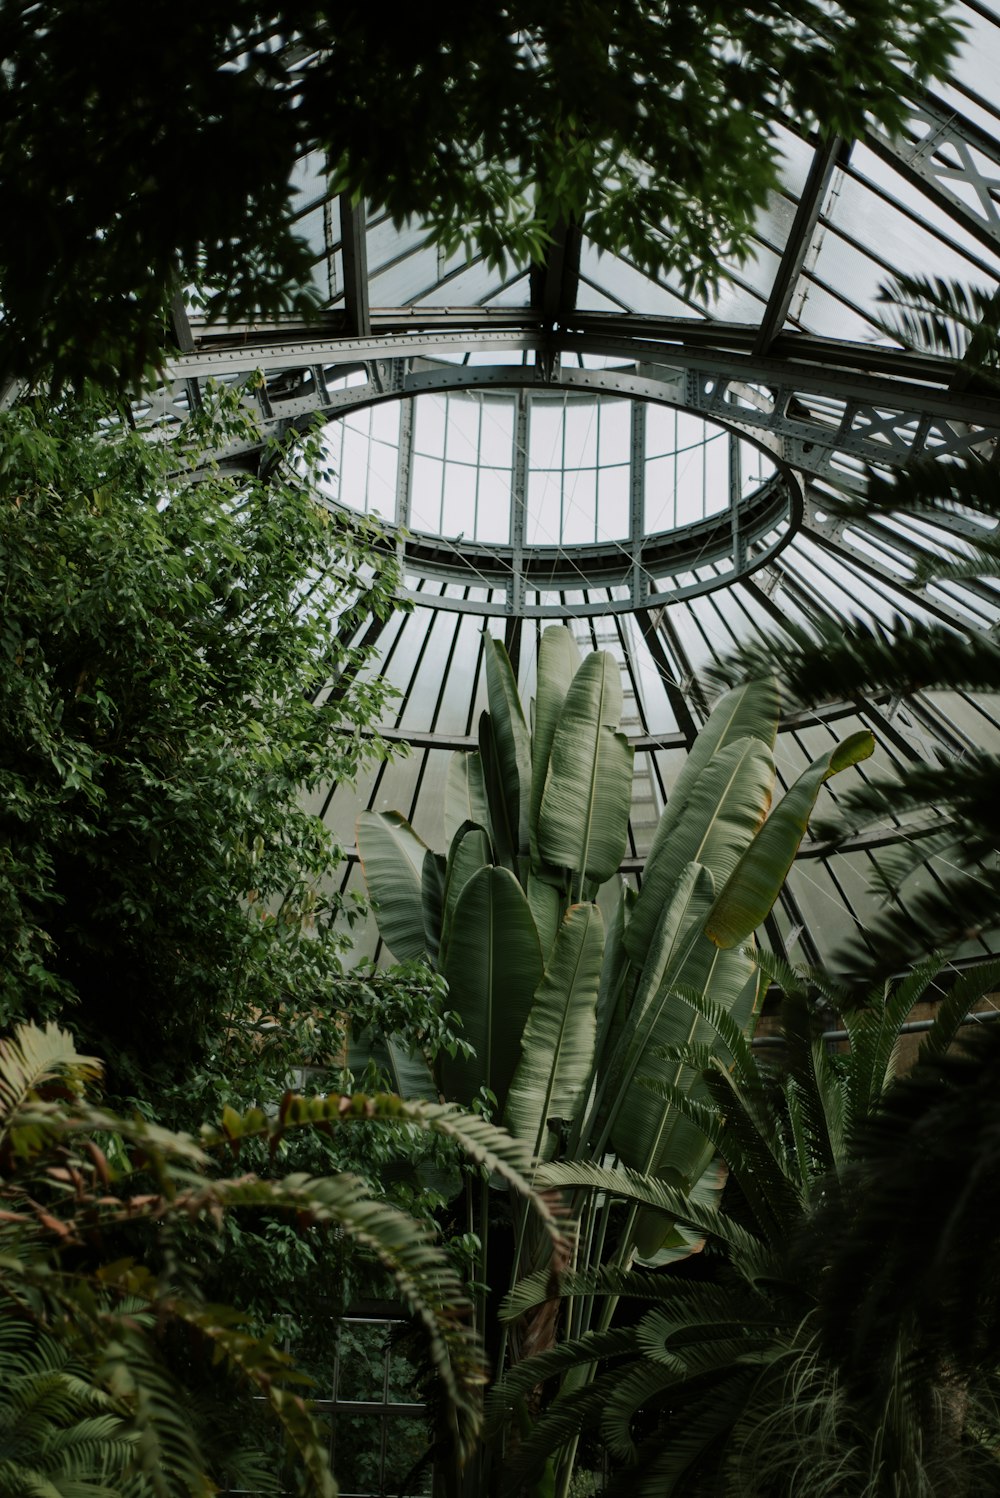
[146,0,1000,973]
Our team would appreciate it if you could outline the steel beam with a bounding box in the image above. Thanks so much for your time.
[530,216,582,326]
[864,89,1000,256]
[338,195,371,338]
[755,136,845,355]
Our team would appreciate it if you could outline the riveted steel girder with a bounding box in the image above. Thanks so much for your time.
[157,327,1000,481]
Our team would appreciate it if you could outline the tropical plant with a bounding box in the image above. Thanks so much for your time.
[708,273,1000,978]
[0,386,412,1122]
[497,953,1000,1497]
[0,1019,562,1496]
[817,1007,1000,1411]
[0,1323,139,1498]
[357,627,873,1492]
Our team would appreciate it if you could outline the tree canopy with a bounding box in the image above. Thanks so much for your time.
[0,390,403,1112]
[0,1,961,388]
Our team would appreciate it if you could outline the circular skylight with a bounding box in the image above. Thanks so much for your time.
[320,386,793,614]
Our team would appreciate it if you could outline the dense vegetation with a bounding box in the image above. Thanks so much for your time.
[0,392,405,1115]
[3,4,1000,1495]
[0,1,961,388]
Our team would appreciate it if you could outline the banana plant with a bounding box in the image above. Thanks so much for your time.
[357,626,873,1489]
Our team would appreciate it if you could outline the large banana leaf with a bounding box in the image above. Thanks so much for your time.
[705,729,876,948]
[439,866,543,1113]
[593,881,634,1099]
[624,737,774,969]
[356,810,429,962]
[385,1036,439,1102]
[596,861,715,1154]
[642,679,780,877]
[505,902,605,1160]
[527,871,561,961]
[422,850,447,965]
[349,1026,439,1103]
[530,626,582,868]
[439,820,492,970]
[480,709,518,871]
[484,632,532,857]
[445,750,492,847]
[538,652,633,888]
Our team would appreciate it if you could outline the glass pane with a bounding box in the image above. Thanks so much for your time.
[563,468,597,544]
[414,394,446,457]
[599,400,631,465]
[529,403,563,468]
[598,466,630,540]
[477,468,512,544]
[410,454,443,532]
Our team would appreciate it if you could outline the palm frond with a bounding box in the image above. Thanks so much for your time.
[838,866,1000,978]
[911,543,1000,587]
[699,1061,805,1242]
[827,451,1000,526]
[917,959,1000,1066]
[143,1172,486,1460]
[97,1328,213,1498]
[608,1368,762,1498]
[0,1026,103,1164]
[815,1020,1000,1385]
[486,1324,636,1428]
[705,614,1000,704]
[534,1160,769,1267]
[875,274,1000,371]
[200,1093,564,1246]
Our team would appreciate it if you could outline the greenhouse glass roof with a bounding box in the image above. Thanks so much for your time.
[147,0,1000,972]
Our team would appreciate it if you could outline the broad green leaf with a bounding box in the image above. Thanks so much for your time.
[483,632,532,857]
[527,872,562,961]
[644,679,779,877]
[480,709,517,871]
[625,737,774,968]
[385,1036,439,1102]
[440,820,492,969]
[598,861,715,1153]
[610,874,733,1174]
[422,850,447,965]
[505,902,605,1159]
[356,810,429,962]
[530,626,582,867]
[636,1159,729,1267]
[539,653,633,887]
[594,880,634,1091]
[445,750,492,846]
[348,1028,437,1102]
[440,867,543,1113]
[705,729,876,948]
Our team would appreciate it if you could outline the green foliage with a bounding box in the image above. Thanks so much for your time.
[359,629,867,1493]
[0,1020,558,1494]
[707,273,1000,976]
[500,957,1000,1496]
[0,389,404,1116]
[0,3,961,389]
[0,1323,139,1498]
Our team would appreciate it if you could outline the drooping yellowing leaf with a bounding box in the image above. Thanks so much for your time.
[706,729,876,948]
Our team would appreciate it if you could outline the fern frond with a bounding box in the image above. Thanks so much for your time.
[199,1094,563,1246]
